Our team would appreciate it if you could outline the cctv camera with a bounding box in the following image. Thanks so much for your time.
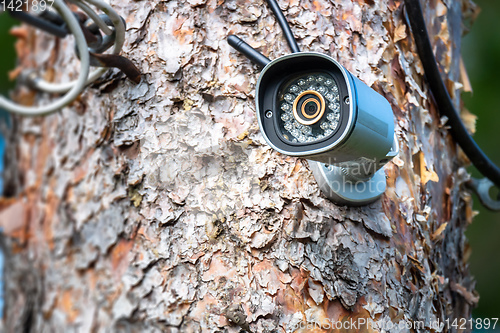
[227,0,398,205]
[256,52,398,205]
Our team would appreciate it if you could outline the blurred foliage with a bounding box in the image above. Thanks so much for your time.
[0,13,17,93]
[0,12,16,196]
[462,0,500,320]
[0,0,499,321]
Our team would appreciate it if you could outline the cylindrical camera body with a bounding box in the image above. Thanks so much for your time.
[256,53,395,176]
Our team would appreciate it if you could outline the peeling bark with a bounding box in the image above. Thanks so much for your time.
[0,0,477,332]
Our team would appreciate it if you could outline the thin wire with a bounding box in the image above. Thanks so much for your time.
[0,0,90,116]
[72,0,113,35]
[264,0,300,53]
[84,0,125,52]
[404,0,500,189]
[31,0,126,94]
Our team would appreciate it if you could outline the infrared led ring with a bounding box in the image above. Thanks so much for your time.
[279,73,341,144]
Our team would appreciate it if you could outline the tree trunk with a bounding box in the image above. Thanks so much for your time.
[0,0,478,332]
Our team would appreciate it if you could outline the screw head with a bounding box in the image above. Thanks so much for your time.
[344,97,350,105]
[265,110,273,118]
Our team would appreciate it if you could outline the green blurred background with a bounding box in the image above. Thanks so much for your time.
[462,0,500,321]
[0,13,16,93]
[0,0,499,322]
[0,12,16,197]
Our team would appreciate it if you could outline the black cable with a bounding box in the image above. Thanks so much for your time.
[8,10,68,38]
[404,0,500,189]
[264,0,300,53]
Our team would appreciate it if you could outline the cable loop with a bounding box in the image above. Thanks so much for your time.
[0,0,90,116]
[1,0,140,116]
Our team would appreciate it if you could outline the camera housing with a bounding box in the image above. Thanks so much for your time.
[256,52,398,205]
[227,0,398,206]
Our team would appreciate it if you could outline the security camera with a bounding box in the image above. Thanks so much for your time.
[256,52,398,205]
[228,0,398,205]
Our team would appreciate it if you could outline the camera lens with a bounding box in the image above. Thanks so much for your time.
[278,73,341,144]
[293,90,325,125]
[305,102,316,115]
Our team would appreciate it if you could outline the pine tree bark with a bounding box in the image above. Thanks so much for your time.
[0,0,479,332]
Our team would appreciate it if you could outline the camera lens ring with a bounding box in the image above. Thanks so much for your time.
[302,98,320,118]
[292,90,326,126]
